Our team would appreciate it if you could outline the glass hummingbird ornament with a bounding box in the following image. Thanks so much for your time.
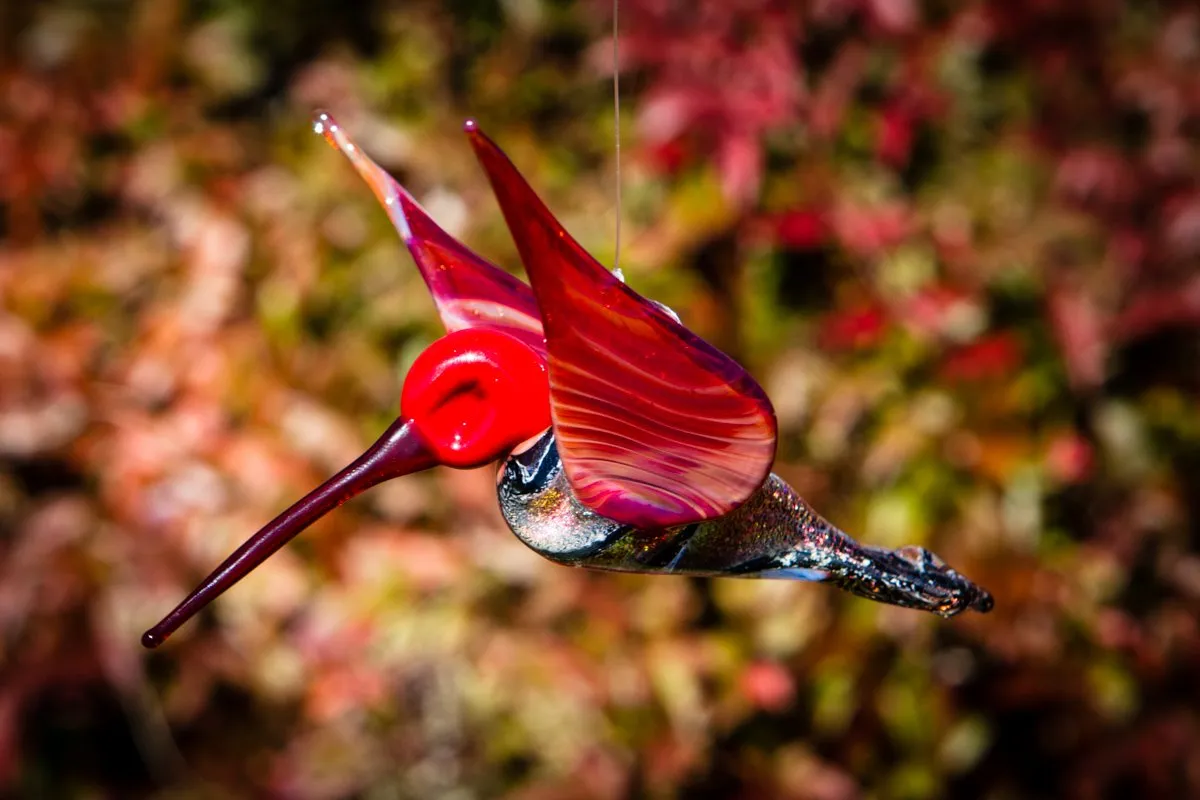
[141,114,991,649]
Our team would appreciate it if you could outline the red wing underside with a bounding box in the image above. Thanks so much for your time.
[466,121,778,529]
[315,113,546,357]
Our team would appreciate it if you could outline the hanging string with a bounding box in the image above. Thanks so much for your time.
[612,0,622,273]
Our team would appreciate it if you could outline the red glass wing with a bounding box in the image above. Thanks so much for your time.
[465,121,777,529]
[315,113,545,357]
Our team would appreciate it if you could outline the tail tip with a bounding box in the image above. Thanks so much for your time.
[971,589,995,614]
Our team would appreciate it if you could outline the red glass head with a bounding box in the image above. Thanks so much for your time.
[403,329,549,468]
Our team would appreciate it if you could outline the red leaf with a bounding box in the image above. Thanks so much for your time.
[939,332,1024,383]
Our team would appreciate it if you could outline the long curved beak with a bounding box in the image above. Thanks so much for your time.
[141,418,435,648]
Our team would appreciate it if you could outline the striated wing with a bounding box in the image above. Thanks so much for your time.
[465,120,777,529]
[315,113,545,356]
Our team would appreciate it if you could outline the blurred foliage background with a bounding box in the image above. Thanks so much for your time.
[2,0,1200,797]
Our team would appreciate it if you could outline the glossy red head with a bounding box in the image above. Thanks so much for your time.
[403,329,550,468]
[141,329,549,648]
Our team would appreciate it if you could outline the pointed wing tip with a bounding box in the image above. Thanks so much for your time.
[463,120,499,160]
[312,110,343,150]
[313,110,414,243]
